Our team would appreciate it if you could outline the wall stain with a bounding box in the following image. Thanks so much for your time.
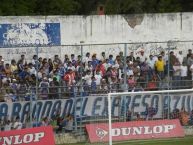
[123,14,144,29]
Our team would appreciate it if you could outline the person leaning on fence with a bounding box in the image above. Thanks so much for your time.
[179,107,189,126]
[64,115,74,133]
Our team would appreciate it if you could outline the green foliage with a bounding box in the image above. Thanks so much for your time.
[0,0,192,15]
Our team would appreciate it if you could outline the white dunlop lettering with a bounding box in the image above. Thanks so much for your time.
[23,134,33,143]
[14,135,22,144]
[153,126,163,134]
[112,129,121,136]
[164,125,174,133]
[133,127,143,135]
[144,126,153,134]
[2,136,13,145]
[121,128,131,135]
[34,132,45,142]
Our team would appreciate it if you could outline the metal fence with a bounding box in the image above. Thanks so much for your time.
[0,41,193,143]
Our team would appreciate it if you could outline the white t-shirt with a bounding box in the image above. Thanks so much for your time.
[4,123,12,131]
[180,66,187,77]
[84,74,92,85]
[29,67,37,75]
[190,64,193,80]
[13,121,22,130]
[127,69,134,76]
[173,65,181,76]
[176,54,184,65]
[95,74,102,85]
[137,54,146,62]
[147,59,156,69]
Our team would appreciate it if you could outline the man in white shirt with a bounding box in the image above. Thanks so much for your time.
[83,52,91,66]
[137,50,147,63]
[95,70,102,86]
[4,120,12,131]
[147,55,156,70]
[180,62,188,88]
[176,51,184,65]
[83,70,92,86]
[173,61,181,89]
[13,116,22,130]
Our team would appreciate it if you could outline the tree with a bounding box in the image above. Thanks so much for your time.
[0,0,192,16]
[157,0,182,13]
[35,0,80,15]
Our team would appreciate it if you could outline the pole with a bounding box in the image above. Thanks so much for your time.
[123,43,127,121]
[124,43,127,91]
[29,86,33,127]
[108,93,112,145]
[35,46,39,126]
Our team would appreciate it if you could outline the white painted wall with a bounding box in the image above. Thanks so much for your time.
[0,13,193,62]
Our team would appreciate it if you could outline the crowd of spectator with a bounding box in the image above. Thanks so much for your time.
[1,48,193,134]
[1,48,193,102]
[127,106,193,126]
[0,114,74,134]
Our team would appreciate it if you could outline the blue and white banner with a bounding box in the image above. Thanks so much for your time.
[0,23,60,47]
[0,93,193,122]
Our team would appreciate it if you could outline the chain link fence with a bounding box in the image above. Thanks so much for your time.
[0,41,193,144]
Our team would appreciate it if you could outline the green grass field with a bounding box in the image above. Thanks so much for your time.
[64,136,193,145]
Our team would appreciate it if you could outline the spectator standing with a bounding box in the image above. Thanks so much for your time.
[39,77,49,100]
[127,52,135,62]
[83,52,91,66]
[65,115,74,133]
[179,107,189,126]
[176,51,184,65]
[172,61,181,89]
[155,56,165,80]
[147,55,156,72]
[137,50,147,63]
[4,120,12,131]
[94,70,102,86]
[180,62,188,88]
[13,116,22,130]
[101,52,106,62]
[10,59,18,75]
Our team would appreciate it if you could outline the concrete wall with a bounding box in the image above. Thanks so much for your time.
[0,13,193,62]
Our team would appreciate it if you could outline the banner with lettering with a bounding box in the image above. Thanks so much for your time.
[0,93,193,122]
[0,126,55,145]
[86,119,184,143]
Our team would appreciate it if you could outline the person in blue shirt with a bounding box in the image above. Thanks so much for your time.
[91,54,99,71]
[91,76,97,93]
[108,55,115,65]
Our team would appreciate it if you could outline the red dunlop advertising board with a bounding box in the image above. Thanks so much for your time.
[0,126,55,145]
[86,119,184,143]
